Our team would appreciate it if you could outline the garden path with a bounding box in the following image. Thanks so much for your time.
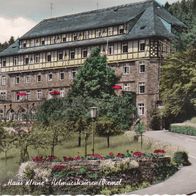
[130,130,196,195]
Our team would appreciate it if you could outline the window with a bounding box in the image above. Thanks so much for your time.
[70,70,77,79]
[119,25,124,34]
[47,54,51,62]
[0,91,6,100]
[16,92,20,101]
[108,27,113,36]
[24,57,29,65]
[123,64,130,75]
[138,103,145,116]
[13,57,18,65]
[63,37,67,42]
[41,40,45,45]
[58,51,63,60]
[70,50,75,59]
[16,76,20,84]
[37,75,41,82]
[139,64,146,73]
[60,72,64,80]
[23,43,27,48]
[60,88,65,98]
[26,91,31,100]
[82,48,88,58]
[73,34,78,41]
[1,76,6,86]
[84,31,89,39]
[139,82,145,94]
[96,30,101,37]
[48,73,53,81]
[2,60,6,67]
[25,75,31,83]
[37,90,42,100]
[123,83,130,91]
[140,42,146,51]
[122,42,128,53]
[108,45,114,55]
[35,54,40,63]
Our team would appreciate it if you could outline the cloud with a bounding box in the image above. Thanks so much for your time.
[0,17,36,43]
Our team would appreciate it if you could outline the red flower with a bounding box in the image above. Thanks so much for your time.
[46,155,57,162]
[116,153,124,158]
[154,149,166,154]
[32,156,46,162]
[133,152,144,157]
[109,152,114,157]
[52,164,65,172]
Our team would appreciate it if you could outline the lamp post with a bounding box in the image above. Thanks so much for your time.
[90,107,97,155]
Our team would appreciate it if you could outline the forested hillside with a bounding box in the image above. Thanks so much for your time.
[165,0,196,50]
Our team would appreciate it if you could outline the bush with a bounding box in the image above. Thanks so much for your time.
[173,151,191,166]
[170,124,196,136]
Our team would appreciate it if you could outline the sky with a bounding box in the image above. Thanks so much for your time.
[0,0,179,42]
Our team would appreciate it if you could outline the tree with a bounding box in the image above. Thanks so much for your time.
[160,48,196,124]
[36,120,70,156]
[98,92,137,130]
[70,48,119,99]
[134,121,145,149]
[96,116,122,148]
[0,127,15,161]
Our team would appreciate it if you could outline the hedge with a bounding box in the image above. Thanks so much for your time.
[170,124,196,136]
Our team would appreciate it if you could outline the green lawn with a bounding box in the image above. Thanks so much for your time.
[0,132,164,183]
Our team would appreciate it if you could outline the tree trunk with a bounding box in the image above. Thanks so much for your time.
[84,133,88,157]
[107,135,110,148]
[140,134,143,149]
[20,145,29,163]
[78,130,81,147]
[51,144,55,156]
[4,151,7,164]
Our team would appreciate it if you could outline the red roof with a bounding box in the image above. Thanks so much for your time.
[112,85,122,90]
[49,90,60,95]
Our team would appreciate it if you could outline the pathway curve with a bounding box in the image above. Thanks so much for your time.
[131,130,196,195]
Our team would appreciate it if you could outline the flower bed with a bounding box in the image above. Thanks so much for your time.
[9,149,178,195]
[31,150,166,164]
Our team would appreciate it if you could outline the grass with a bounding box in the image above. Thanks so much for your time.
[0,131,169,183]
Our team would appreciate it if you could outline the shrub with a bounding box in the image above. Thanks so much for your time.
[170,124,196,136]
[173,151,191,166]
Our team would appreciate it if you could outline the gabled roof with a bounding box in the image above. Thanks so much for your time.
[0,0,186,57]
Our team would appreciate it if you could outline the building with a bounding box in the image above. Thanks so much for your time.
[0,0,185,124]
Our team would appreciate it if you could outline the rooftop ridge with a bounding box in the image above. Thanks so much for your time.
[42,0,154,22]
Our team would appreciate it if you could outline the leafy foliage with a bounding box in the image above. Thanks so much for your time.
[165,0,196,50]
[173,151,191,166]
[70,47,119,99]
[160,48,196,123]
